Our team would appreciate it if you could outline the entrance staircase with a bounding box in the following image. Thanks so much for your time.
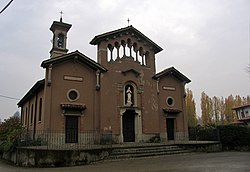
[108,143,192,160]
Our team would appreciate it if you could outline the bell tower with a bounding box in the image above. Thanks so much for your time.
[49,17,72,58]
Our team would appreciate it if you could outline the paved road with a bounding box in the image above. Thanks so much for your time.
[0,152,249,172]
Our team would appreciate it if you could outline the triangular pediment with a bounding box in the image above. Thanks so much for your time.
[153,67,191,84]
[41,50,107,72]
[122,68,141,77]
[90,25,163,54]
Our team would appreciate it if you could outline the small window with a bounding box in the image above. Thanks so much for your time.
[67,89,80,101]
[166,97,174,107]
[30,104,33,124]
[241,111,245,118]
[38,98,42,122]
[25,107,28,125]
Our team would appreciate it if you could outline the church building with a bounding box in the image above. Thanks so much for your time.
[18,18,191,144]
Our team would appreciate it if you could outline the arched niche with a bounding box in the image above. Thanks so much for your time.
[124,82,138,107]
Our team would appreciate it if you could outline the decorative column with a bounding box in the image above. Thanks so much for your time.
[119,109,126,143]
[128,43,132,58]
[115,43,120,60]
[108,45,114,62]
[121,40,126,57]
[139,48,144,65]
[96,70,100,90]
[136,109,142,142]
[141,54,145,66]
[135,50,139,62]
[156,79,159,94]
[47,64,52,86]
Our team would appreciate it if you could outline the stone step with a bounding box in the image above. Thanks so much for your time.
[108,145,192,160]
[111,145,182,155]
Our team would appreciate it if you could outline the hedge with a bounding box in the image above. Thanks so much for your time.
[189,125,250,150]
[217,125,250,150]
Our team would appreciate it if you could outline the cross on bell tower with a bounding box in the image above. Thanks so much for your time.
[60,11,63,22]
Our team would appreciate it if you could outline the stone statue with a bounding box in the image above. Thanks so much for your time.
[126,86,133,106]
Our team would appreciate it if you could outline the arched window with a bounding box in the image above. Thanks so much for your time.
[25,107,28,125]
[38,98,42,122]
[30,104,33,124]
[57,33,64,48]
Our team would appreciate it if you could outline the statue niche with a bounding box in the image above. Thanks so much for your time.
[125,85,134,106]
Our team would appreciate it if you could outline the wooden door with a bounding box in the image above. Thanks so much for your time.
[123,110,135,142]
[65,116,78,143]
[166,118,175,140]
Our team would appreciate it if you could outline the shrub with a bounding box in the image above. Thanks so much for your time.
[197,127,219,141]
[0,116,24,152]
[100,133,113,145]
[149,135,161,143]
[189,126,219,141]
[189,125,250,150]
[217,125,250,150]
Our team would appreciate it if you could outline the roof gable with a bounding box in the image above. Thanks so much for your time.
[41,50,107,72]
[153,67,191,84]
[90,25,163,54]
[232,104,250,110]
[17,79,45,107]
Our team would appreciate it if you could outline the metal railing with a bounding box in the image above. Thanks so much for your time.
[18,129,113,150]
[17,128,220,150]
[165,128,220,144]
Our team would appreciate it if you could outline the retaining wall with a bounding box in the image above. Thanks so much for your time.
[2,147,110,167]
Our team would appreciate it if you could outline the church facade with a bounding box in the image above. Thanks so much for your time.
[18,19,191,144]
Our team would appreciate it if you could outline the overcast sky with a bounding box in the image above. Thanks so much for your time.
[0,0,249,120]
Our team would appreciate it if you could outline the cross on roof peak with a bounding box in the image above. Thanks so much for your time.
[60,11,64,22]
[127,18,130,26]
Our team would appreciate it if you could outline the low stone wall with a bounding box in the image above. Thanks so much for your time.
[1,141,222,167]
[2,147,111,167]
[178,141,222,153]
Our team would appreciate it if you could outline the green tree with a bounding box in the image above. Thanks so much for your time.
[218,97,225,125]
[234,95,242,107]
[242,95,250,104]
[0,116,24,152]
[212,96,220,125]
[224,95,236,124]
[186,88,197,127]
[201,92,213,126]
